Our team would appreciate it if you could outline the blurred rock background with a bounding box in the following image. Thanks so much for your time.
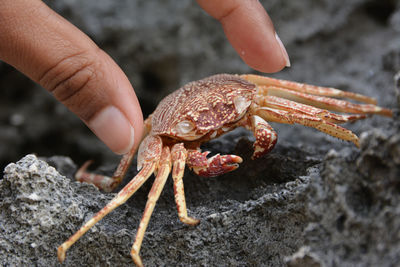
[1,0,400,266]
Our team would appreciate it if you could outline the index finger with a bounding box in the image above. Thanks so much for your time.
[197,0,290,72]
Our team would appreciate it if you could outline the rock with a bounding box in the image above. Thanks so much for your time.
[297,125,400,266]
[0,147,315,266]
[395,71,400,107]
[0,154,112,266]
[2,118,399,266]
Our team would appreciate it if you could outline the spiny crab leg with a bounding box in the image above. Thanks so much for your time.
[171,143,200,225]
[255,95,367,124]
[256,106,360,147]
[260,86,392,117]
[131,146,171,267]
[241,74,377,104]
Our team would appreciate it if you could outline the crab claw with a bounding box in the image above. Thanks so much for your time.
[187,151,243,177]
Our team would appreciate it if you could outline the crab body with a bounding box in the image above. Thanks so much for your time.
[58,74,392,267]
[150,74,255,142]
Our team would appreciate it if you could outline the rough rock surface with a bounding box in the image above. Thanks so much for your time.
[1,0,400,266]
[1,119,399,266]
[286,124,400,267]
[0,151,313,266]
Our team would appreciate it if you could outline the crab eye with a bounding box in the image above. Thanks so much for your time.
[175,120,195,134]
[233,96,251,115]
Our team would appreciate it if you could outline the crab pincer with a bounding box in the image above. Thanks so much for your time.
[186,150,243,177]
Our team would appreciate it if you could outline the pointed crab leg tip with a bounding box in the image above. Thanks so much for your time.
[83,159,94,167]
[131,252,144,267]
[379,108,393,117]
[57,246,66,263]
[181,217,201,226]
[355,141,360,148]
[352,138,360,148]
[75,160,94,177]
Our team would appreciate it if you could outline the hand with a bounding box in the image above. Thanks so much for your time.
[0,0,289,155]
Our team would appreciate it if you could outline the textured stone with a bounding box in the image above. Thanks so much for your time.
[1,118,399,266]
[0,155,112,266]
[395,71,400,107]
[298,125,400,267]
[0,150,314,266]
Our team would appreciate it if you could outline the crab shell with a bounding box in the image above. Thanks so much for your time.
[150,74,255,142]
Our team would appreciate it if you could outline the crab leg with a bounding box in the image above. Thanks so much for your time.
[257,86,392,117]
[58,135,163,264]
[255,95,367,124]
[241,74,377,104]
[131,146,171,267]
[256,107,360,147]
[186,150,243,177]
[171,143,200,226]
[58,161,156,263]
[245,115,278,159]
[75,147,136,192]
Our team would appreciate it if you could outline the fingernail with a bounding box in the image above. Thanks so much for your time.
[88,106,135,155]
[275,32,291,67]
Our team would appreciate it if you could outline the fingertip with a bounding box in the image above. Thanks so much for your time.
[234,30,290,73]
[198,0,290,73]
[222,7,290,73]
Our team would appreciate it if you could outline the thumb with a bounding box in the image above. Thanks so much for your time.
[0,0,143,155]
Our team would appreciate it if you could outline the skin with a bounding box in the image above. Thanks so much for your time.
[0,0,289,155]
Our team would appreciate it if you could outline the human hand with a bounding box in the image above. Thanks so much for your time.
[0,0,289,155]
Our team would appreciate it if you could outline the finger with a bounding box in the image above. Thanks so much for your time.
[197,0,290,73]
[0,0,143,155]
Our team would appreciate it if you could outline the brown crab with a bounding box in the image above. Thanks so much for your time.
[57,74,392,266]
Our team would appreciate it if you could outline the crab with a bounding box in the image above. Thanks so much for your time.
[57,74,392,266]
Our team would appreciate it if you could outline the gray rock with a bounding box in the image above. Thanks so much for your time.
[2,118,400,266]
[294,125,400,267]
[0,154,112,266]
[395,71,400,107]
[0,147,314,266]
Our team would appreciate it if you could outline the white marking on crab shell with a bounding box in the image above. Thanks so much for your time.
[209,131,218,139]
[233,96,251,116]
[222,126,231,132]
[175,120,195,134]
